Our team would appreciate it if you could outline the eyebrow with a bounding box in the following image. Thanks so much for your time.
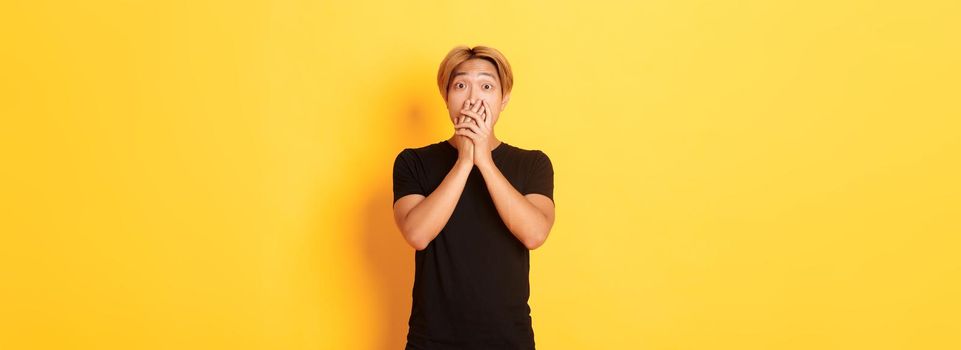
[452,72,497,80]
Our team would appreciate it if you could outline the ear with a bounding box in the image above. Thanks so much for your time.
[500,93,511,111]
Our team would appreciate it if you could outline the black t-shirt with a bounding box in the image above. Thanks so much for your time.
[392,139,554,349]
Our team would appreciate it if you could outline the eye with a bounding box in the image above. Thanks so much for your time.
[453,82,465,89]
[483,83,493,90]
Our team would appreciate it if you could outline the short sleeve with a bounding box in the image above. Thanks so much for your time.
[523,150,554,202]
[393,149,425,204]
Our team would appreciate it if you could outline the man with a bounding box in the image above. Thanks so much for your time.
[392,45,555,349]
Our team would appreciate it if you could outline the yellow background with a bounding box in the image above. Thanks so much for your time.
[2,0,959,349]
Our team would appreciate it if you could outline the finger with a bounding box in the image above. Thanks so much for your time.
[480,100,491,129]
[461,114,483,129]
[483,100,494,128]
[477,101,490,131]
[455,128,480,142]
[460,100,474,124]
[472,99,483,114]
[461,101,470,122]
[473,102,488,132]
[454,127,473,139]
[454,118,482,130]
[473,100,484,126]
[460,107,482,117]
[477,101,486,122]
[455,121,472,133]
[454,121,483,135]
[459,109,484,124]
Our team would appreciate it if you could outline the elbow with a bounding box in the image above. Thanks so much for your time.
[523,232,549,250]
[403,235,429,251]
[521,213,554,250]
[395,211,433,251]
[409,238,429,251]
[517,221,553,250]
[401,227,431,251]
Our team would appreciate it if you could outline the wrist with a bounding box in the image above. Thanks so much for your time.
[475,156,494,170]
[455,158,474,170]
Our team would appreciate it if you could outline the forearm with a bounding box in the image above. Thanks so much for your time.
[401,159,473,249]
[477,162,551,249]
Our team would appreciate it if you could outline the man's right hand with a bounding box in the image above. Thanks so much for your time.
[453,100,480,163]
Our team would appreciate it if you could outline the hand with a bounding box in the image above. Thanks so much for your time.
[454,99,494,168]
[452,100,474,163]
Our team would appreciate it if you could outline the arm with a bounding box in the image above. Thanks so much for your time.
[477,162,556,250]
[393,158,473,250]
[393,101,480,250]
[453,99,555,250]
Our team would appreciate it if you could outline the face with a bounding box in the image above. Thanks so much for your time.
[446,58,510,127]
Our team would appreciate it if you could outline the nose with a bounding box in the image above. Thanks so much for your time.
[468,87,481,102]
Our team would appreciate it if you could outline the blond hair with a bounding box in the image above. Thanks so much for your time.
[436,45,514,102]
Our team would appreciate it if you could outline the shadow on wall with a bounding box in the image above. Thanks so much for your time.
[358,63,439,349]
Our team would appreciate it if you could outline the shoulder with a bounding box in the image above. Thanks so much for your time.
[504,143,551,163]
[412,140,445,152]
[395,140,450,163]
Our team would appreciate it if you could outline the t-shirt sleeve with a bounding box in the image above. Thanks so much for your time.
[392,148,425,204]
[523,150,554,202]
